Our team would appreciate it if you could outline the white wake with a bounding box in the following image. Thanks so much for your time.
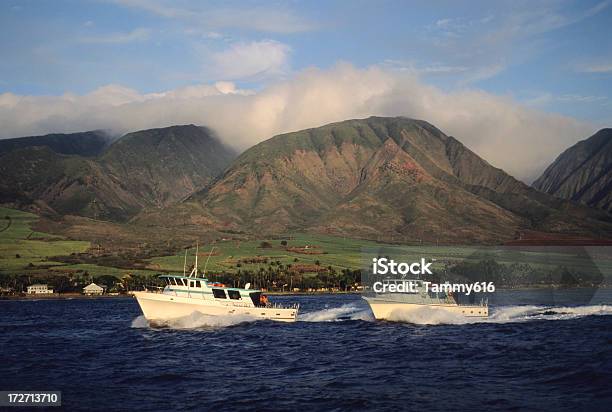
[131,303,611,328]
[385,304,612,325]
[299,303,374,322]
[131,312,258,329]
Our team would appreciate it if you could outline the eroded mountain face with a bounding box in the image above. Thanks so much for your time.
[171,117,611,243]
[0,125,236,221]
[533,128,612,212]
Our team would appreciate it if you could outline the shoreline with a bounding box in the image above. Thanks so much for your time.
[1,286,610,301]
[0,291,360,300]
[0,293,129,301]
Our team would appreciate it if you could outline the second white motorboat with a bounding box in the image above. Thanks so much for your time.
[363,278,489,320]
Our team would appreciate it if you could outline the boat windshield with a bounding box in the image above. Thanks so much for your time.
[212,289,226,299]
[249,292,262,306]
[228,290,241,300]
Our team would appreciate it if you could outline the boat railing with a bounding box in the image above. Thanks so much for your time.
[144,287,300,310]
[279,302,300,310]
[456,297,488,307]
[221,301,252,308]
[257,302,300,310]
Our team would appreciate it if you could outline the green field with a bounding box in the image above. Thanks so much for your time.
[148,235,488,275]
[0,207,394,278]
[148,233,384,274]
[0,207,154,277]
[150,234,612,284]
[2,206,611,286]
[0,207,387,278]
[0,207,89,272]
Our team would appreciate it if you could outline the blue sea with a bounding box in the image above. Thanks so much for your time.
[1,290,611,411]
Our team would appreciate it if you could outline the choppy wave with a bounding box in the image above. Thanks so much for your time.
[130,302,611,328]
[385,304,612,325]
[299,303,374,322]
[130,315,149,328]
[131,312,258,329]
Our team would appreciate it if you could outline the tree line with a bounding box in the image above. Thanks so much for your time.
[0,268,363,294]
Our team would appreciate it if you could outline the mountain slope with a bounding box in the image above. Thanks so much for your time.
[156,117,612,243]
[0,125,236,221]
[100,125,236,209]
[533,128,612,212]
[0,131,111,157]
[0,146,139,218]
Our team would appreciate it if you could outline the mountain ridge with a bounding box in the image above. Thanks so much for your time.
[146,116,612,243]
[0,130,112,157]
[3,118,610,244]
[533,128,612,212]
[0,125,236,221]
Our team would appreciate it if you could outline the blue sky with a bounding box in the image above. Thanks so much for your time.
[0,0,610,180]
[1,0,611,123]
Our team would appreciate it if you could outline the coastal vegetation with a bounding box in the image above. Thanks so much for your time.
[0,205,368,293]
[2,205,609,295]
[0,206,158,292]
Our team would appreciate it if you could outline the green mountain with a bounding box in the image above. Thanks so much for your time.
[533,128,612,212]
[0,130,111,157]
[150,117,612,243]
[99,125,236,210]
[0,146,131,218]
[0,125,236,221]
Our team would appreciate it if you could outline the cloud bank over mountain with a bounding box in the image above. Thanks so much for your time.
[0,64,593,182]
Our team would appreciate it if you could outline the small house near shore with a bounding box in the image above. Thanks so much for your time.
[27,284,54,294]
[83,283,105,295]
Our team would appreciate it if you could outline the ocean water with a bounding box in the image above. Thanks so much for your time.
[0,291,611,411]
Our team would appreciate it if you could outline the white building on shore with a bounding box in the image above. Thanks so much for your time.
[83,283,105,296]
[27,284,54,294]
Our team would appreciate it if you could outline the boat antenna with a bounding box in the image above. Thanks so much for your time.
[203,246,215,277]
[193,242,199,277]
[183,248,187,277]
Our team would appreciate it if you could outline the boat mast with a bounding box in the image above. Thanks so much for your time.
[193,242,199,277]
[183,248,187,277]
[203,247,215,276]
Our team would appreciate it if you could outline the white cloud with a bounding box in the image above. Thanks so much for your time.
[210,40,291,80]
[435,18,453,28]
[79,28,151,44]
[480,0,611,43]
[557,94,607,103]
[525,92,608,107]
[425,1,611,84]
[382,60,468,75]
[0,64,594,182]
[111,0,315,33]
[459,64,506,85]
[578,63,612,73]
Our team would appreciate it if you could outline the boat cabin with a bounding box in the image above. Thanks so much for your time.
[159,275,266,307]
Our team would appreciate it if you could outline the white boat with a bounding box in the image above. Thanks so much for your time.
[363,279,488,320]
[133,247,299,323]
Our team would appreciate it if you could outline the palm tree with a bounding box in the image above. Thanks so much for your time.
[121,273,133,292]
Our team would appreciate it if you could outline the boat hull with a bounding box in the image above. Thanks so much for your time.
[133,291,298,323]
[364,297,488,320]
